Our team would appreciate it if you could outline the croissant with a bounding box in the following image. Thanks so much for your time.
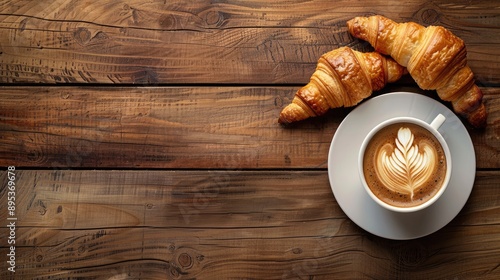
[347,15,487,127]
[278,46,405,124]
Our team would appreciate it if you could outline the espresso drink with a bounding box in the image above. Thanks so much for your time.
[363,122,447,208]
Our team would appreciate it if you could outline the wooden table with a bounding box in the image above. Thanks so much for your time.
[1,1,499,279]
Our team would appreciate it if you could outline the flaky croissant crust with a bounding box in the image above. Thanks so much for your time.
[347,15,487,127]
[279,46,405,124]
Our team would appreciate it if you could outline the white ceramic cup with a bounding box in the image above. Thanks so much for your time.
[358,114,452,213]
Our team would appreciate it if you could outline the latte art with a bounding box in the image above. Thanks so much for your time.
[376,127,437,201]
[362,122,447,208]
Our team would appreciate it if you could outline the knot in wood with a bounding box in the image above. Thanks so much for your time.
[27,148,44,163]
[169,266,180,278]
[205,10,225,27]
[178,252,193,269]
[420,9,440,25]
[413,3,441,25]
[159,14,176,29]
[78,245,86,254]
[74,27,91,46]
[168,244,176,252]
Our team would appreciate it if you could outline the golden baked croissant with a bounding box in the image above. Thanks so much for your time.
[347,15,487,127]
[278,46,405,124]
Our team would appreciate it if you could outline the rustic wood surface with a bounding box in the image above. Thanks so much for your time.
[0,86,499,169]
[0,0,499,279]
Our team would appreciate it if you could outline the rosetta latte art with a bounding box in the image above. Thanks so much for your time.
[376,127,437,200]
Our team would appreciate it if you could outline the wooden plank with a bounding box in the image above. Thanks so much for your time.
[0,86,498,169]
[0,0,498,84]
[0,170,498,279]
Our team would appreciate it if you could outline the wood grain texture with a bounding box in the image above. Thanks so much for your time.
[0,86,498,169]
[0,0,498,84]
[0,1,499,279]
[0,170,498,279]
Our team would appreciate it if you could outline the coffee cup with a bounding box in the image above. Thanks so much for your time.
[359,114,451,213]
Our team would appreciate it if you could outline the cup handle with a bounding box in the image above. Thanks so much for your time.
[430,114,446,130]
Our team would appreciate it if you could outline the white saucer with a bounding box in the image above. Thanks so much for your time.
[328,92,476,240]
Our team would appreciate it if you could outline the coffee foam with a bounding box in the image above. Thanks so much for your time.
[376,127,437,200]
[363,122,447,208]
